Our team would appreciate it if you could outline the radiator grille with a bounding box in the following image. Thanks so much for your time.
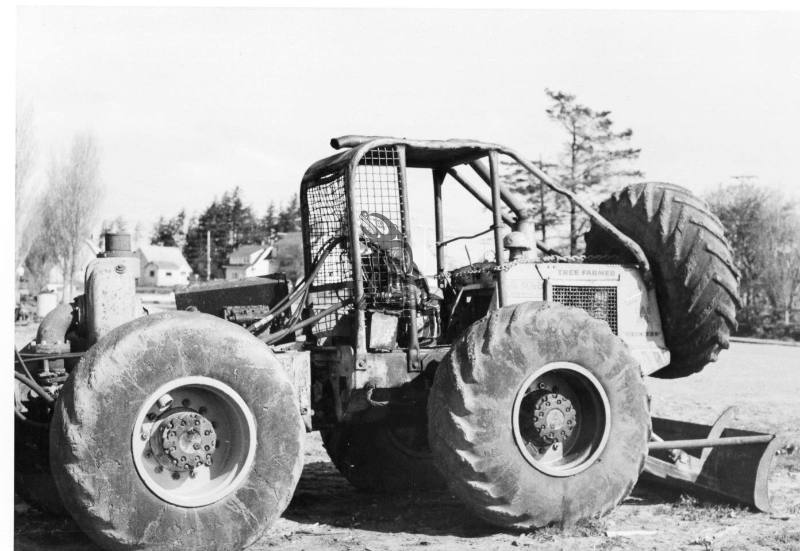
[551,285,618,334]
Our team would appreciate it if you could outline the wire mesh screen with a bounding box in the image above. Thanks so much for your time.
[552,285,618,334]
[355,147,410,312]
[304,169,353,337]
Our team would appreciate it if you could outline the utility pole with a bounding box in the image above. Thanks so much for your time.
[206,230,211,281]
[538,156,547,243]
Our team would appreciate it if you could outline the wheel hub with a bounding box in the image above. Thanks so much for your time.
[512,362,611,477]
[150,410,217,473]
[532,391,576,443]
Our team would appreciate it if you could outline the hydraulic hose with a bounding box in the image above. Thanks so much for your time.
[14,371,55,405]
[248,236,345,334]
[261,299,352,346]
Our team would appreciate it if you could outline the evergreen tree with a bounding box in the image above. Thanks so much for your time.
[545,89,643,254]
[151,210,187,248]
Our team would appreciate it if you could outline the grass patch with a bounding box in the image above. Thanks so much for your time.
[534,517,607,538]
[655,494,747,522]
[753,527,800,551]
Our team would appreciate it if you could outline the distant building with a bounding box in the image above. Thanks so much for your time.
[225,244,273,281]
[137,245,192,287]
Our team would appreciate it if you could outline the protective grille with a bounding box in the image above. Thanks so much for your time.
[355,147,411,312]
[304,169,353,336]
[551,285,618,334]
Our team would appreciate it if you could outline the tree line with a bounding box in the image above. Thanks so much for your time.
[705,178,800,339]
[151,188,302,281]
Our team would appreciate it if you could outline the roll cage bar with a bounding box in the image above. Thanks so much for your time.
[299,135,653,369]
[310,135,652,286]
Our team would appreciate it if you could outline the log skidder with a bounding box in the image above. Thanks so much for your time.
[428,303,650,528]
[15,137,778,550]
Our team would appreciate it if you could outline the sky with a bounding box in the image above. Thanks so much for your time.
[16,8,800,250]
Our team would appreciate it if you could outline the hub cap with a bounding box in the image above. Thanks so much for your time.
[131,376,256,507]
[512,362,610,477]
[150,410,218,472]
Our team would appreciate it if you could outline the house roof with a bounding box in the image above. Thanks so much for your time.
[228,244,272,267]
[138,245,192,272]
[231,244,268,257]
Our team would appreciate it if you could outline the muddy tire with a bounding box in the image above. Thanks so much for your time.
[322,421,445,492]
[428,302,649,529]
[584,182,740,378]
[50,312,304,551]
[14,384,66,515]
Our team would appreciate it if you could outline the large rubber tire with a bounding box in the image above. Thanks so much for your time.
[321,421,445,492]
[50,312,304,551]
[428,302,649,529]
[14,384,66,515]
[584,182,740,378]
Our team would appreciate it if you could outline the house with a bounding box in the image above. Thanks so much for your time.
[225,243,273,281]
[137,245,192,287]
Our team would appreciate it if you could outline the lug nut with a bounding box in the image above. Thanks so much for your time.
[184,464,190,470]
[193,443,201,450]
[552,443,560,450]
[140,431,149,441]
[180,420,186,427]
[181,456,186,462]
[189,470,197,478]
[204,445,210,451]
[204,430,211,436]
[157,394,173,409]
[195,420,201,426]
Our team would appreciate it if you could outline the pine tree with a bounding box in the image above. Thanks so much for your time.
[545,89,643,254]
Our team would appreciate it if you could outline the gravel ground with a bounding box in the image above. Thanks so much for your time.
[13,329,800,551]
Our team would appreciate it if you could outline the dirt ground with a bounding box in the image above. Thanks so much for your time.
[13,324,800,551]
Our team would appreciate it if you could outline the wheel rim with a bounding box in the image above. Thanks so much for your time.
[131,376,256,507]
[511,362,610,477]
